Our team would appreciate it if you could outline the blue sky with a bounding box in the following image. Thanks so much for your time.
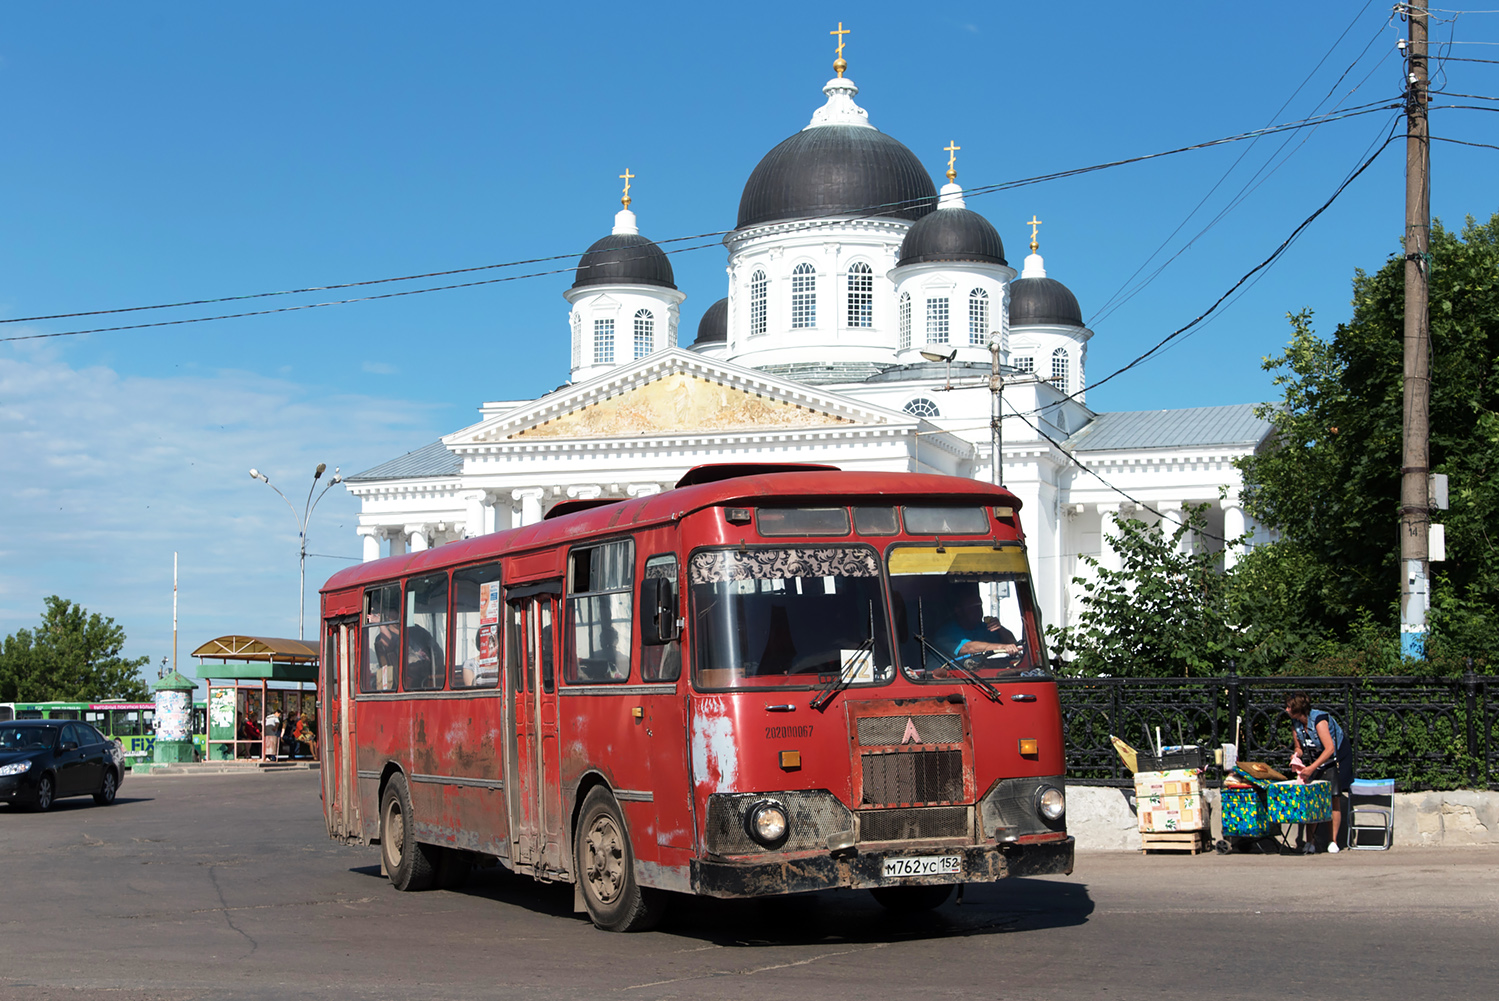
[1,3,1493,679]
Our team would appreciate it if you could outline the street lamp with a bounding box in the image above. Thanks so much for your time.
[249,463,343,639]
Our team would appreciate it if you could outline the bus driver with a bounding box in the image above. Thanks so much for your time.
[933,595,1022,661]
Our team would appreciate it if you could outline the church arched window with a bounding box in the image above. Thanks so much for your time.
[1052,347,1069,392]
[898,292,911,350]
[903,397,940,418]
[791,263,817,328]
[847,262,873,328]
[749,270,768,336]
[969,288,989,345]
[926,297,949,344]
[595,318,615,365]
[633,309,654,359]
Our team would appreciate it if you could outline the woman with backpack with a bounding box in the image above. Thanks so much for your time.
[1284,691,1354,852]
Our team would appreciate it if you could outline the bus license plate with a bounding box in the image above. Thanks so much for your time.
[882,855,961,878]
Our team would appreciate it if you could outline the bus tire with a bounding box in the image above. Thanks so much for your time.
[380,774,435,891]
[869,884,954,912]
[93,769,119,806]
[574,786,662,932]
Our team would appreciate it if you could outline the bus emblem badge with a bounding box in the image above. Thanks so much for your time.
[901,718,922,745]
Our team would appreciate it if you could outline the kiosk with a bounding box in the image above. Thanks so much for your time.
[191,635,319,761]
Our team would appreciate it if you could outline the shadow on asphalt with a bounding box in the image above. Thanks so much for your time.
[3,795,155,812]
[417,865,1094,944]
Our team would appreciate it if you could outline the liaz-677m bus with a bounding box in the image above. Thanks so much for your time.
[319,465,1073,930]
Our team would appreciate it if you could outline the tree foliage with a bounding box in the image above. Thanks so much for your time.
[0,596,150,701]
[1237,213,1499,668]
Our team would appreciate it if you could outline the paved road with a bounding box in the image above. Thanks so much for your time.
[3,770,1496,1001]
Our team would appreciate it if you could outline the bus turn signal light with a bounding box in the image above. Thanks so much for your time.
[1018,738,1039,757]
[779,750,802,770]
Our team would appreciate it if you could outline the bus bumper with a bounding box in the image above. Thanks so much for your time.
[689,836,1075,899]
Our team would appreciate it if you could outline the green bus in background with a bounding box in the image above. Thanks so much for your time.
[0,700,207,767]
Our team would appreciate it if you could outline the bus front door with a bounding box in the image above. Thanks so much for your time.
[323,616,359,840]
[506,592,564,876]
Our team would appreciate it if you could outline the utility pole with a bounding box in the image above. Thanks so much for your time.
[1400,1,1431,660]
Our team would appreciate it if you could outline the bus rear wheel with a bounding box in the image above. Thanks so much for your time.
[869,884,955,912]
[574,786,662,932]
[380,774,436,891]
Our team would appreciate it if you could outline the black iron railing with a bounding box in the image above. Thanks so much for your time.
[1056,673,1496,791]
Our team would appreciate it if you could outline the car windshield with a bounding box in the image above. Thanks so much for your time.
[689,546,893,691]
[0,725,59,751]
[887,545,1046,682]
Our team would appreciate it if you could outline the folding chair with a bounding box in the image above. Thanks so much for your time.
[1348,778,1395,850]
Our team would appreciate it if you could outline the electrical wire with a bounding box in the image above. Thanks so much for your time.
[0,101,1403,339]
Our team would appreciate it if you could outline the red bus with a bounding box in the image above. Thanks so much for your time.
[319,465,1073,930]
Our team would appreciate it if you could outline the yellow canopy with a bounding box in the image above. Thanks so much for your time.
[191,635,320,663]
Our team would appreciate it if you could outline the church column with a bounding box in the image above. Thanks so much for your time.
[567,484,603,501]
[406,525,429,553]
[1098,503,1123,573]
[1156,502,1186,553]
[388,530,407,558]
[462,491,494,540]
[357,527,382,563]
[628,482,663,499]
[1223,494,1247,569]
[513,488,545,527]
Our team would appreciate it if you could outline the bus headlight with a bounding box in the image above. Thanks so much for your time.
[1036,785,1065,821]
[746,800,790,848]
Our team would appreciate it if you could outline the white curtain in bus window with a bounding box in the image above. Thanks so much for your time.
[687,546,891,690]
[451,563,503,689]
[362,584,401,692]
[404,573,449,691]
[567,539,634,684]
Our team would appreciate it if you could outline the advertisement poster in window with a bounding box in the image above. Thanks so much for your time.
[477,625,499,670]
[480,580,500,626]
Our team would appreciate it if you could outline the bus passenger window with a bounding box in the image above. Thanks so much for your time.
[640,554,681,683]
[853,506,899,535]
[403,573,448,692]
[567,539,634,684]
[362,584,401,692]
[451,563,502,689]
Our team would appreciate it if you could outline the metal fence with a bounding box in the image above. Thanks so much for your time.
[1056,673,1498,791]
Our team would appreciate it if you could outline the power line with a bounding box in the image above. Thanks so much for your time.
[0,101,1402,338]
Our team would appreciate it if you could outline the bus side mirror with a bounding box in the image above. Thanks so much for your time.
[639,577,678,645]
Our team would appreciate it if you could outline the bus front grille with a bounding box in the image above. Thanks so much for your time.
[860,749,963,805]
[858,806,970,842]
[856,714,964,746]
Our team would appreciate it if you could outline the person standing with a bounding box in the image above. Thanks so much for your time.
[1284,692,1353,852]
[263,706,283,762]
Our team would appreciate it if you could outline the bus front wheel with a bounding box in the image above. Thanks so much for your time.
[574,786,662,932]
[380,774,436,891]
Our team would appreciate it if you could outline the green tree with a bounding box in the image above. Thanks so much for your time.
[1238,213,1499,668]
[0,596,150,701]
[1050,505,1242,677]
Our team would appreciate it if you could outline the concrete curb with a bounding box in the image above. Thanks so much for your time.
[129,761,321,777]
[1067,784,1499,851]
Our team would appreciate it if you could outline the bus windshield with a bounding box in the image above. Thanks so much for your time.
[887,544,1045,681]
[689,545,894,691]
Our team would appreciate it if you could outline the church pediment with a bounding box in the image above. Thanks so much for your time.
[512,371,853,440]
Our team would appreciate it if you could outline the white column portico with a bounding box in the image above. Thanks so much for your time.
[1097,503,1123,573]
[513,488,545,527]
[406,525,429,553]
[1223,495,1247,569]
[358,527,382,563]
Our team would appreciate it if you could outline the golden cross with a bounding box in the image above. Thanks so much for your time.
[944,140,961,181]
[619,168,634,207]
[1028,215,1043,252]
[831,22,850,76]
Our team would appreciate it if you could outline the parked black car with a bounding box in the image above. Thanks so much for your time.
[0,720,125,811]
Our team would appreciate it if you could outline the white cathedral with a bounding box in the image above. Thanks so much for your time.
[344,51,1272,637]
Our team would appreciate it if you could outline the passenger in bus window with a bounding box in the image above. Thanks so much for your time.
[403,623,440,691]
[372,622,400,691]
[934,594,1021,660]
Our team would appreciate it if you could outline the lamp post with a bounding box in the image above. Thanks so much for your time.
[249,463,343,639]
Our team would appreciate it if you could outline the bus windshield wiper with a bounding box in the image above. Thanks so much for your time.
[810,637,872,712]
[912,633,1003,703]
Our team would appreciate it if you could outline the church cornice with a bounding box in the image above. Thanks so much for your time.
[725,216,912,254]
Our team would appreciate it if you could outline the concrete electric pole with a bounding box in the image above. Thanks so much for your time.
[1400,1,1431,659]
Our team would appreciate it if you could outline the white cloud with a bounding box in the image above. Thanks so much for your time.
[0,352,445,677]
[362,360,399,375]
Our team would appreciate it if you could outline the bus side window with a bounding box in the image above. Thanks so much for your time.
[451,563,502,689]
[640,554,681,683]
[362,584,401,693]
[566,540,634,684]
[403,572,448,692]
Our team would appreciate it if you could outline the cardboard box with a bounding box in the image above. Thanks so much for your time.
[1134,768,1204,798]
[1138,792,1205,832]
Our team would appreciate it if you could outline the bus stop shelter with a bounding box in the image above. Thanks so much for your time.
[192,635,320,761]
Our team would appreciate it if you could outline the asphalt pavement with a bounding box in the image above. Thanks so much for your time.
[2,770,1495,1001]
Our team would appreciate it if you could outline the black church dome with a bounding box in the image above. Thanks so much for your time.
[896,207,1007,267]
[1009,276,1084,328]
[572,233,676,290]
[737,125,937,229]
[693,297,728,345]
